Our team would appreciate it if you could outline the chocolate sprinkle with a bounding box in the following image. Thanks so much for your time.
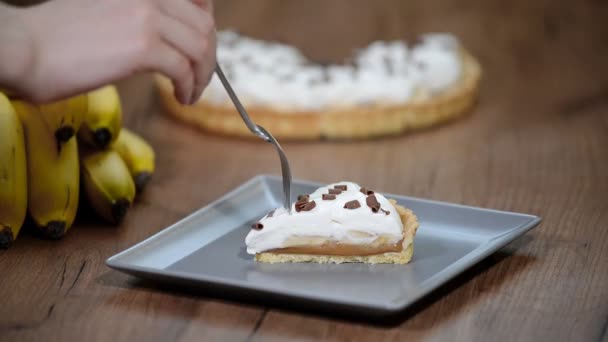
[308,78,322,87]
[322,194,336,200]
[334,185,348,191]
[382,209,391,215]
[267,209,276,218]
[344,200,361,209]
[251,222,264,230]
[328,189,343,195]
[366,195,381,213]
[297,194,310,201]
[360,187,374,195]
[295,201,308,212]
[301,200,317,211]
[383,56,394,75]
[322,68,330,83]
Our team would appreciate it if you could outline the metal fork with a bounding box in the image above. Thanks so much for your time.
[214,64,292,212]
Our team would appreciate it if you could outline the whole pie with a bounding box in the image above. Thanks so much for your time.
[157,30,482,140]
[245,182,419,264]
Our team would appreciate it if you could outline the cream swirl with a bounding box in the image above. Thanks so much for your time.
[202,31,463,110]
[245,182,403,254]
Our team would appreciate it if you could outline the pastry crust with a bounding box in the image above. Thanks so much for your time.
[156,49,481,140]
[254,200,419,264]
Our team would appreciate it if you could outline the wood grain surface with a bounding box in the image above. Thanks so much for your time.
[1,0,608,341]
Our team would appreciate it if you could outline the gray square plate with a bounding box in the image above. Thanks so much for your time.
[106,175,541,316]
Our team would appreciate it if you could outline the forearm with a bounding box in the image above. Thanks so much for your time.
[0,4,33,97]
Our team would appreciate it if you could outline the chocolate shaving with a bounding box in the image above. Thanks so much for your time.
[314,60,332,67]
[297,194,310,201]
[334,185,348,191]
[328,189,343,195]
[308,78,322,87]
[251,222,264,230]
[322,68,330,83]
[322,194,336,200]
[344,200,361,209]
[301,200,316,211]
[266,209,276,218]
[295,200,308,212]
[224,64,235,80]
[224,39,239,48]
[344,56,355,66]
[382,209,390,215]
[360,187,374,195]
[383,56,394,75]
[366,195,381,213]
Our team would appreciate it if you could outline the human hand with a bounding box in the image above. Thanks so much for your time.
[0,0,216,105]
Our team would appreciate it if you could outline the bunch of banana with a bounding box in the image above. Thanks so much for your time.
[80,148,135,225]
[12,100,80,239]
[39,94,88,147]
[79,85,122,149]
[0,84,156,248]
[0,93,27,248]
[113,129,155,192]
[78,84,154,224]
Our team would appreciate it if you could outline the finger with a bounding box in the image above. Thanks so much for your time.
[193,0,214,13]
[154,0,216,104]
[155,0,212,35]
[190,0,216,103]
[190,30,216,104]
[190,1,216,103]
[157,13,204,102]
[145,41,194,105]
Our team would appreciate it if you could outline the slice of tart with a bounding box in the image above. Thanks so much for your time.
[245,182,419,264]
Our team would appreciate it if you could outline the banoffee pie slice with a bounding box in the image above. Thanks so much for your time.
[245,182,419,264]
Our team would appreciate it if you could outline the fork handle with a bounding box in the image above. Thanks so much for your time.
[214,64,268,141]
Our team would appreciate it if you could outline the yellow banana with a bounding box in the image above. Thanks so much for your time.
[0,93,27,248]
[81,149,135,225]
[78,85,122,149]
[12,100,79,239]
[38,94,88,145]
[112,128,155,192]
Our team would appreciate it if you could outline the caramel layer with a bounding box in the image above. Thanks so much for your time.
[267,240,403,256]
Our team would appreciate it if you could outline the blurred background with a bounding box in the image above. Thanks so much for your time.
[7,0,608,82]
[3,0,607,202]
[5,0,608,114]
[1,2,608,341]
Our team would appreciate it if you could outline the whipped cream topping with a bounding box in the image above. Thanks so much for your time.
[245,182,404,255]
[201,31,463,111]
[411,34,462,94]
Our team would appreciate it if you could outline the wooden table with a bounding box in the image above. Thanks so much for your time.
[1,1,607,341]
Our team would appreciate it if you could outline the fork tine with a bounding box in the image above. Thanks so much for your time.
[257,125,292,210]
